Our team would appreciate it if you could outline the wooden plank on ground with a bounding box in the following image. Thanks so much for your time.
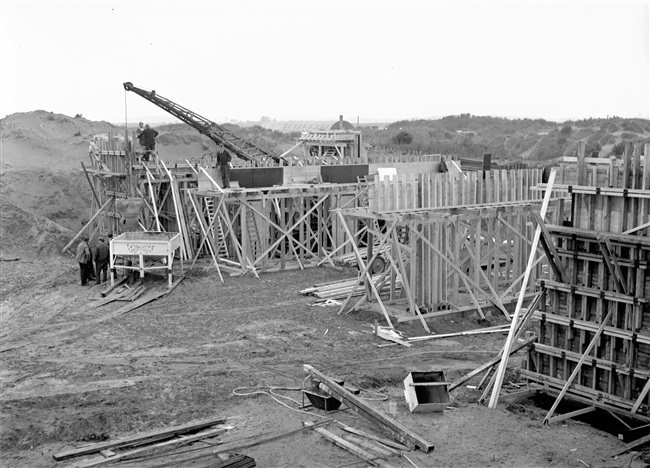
[337,423,410,451]
[53,416,227,460]
[303,422,397,468]
[74,426,230,467]
[611,433,650,457]
[304,365,434,452]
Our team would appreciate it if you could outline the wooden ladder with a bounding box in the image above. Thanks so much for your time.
[246,209,262,259]
[204,198,229,258]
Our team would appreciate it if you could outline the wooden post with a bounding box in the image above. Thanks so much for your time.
[488,168,557,409]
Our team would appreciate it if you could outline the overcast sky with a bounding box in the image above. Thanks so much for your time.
[1,1,648,125]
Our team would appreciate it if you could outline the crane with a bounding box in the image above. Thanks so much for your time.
[123,82,285,165]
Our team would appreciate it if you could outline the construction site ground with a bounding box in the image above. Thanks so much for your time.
[0,259,640,468]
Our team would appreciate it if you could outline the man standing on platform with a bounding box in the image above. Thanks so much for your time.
[216,143,232,188]
[140,123,159,162]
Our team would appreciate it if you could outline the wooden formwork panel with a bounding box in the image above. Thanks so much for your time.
[528,227,650,413]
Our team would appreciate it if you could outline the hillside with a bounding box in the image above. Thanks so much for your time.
[362,114,650,161]
[2,110,649,258]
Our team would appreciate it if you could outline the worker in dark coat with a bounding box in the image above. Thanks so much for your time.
[216,144,232,188]
[94,237,111,284]
[75,237,92,285]
[140,124,159,161]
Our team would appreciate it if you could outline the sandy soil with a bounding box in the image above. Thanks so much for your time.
[0,259,641,468]
[0,111,645,468]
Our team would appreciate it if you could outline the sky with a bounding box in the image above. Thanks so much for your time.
[1,1,648,125]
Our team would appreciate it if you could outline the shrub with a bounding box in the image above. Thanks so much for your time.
[394,131,413,145]
[74,113,83,119]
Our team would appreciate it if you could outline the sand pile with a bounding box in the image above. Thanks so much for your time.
[0,200,73,258]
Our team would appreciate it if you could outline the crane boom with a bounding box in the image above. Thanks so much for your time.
[123,82,284,165]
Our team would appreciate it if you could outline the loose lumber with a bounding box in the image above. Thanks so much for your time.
[73,426,230,467]
[337,423,411,452]
[343,433,397,457]
[204,454,256,468]
[149,419,333,468]
[304,364,434,452]
[611,433,650,457]
[53,416,227,460]
[547,406,596,424]
[100,276,128,297]
[408,325,509,342]
[303,421,398,468]
[448,335,537,391]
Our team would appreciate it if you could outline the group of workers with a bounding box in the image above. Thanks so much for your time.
[136,122,159,162]
[76,235,111,286]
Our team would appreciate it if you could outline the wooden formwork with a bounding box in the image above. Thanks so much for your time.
[188,183,368,276]
[523,143,650,421]
[335,169,561,330]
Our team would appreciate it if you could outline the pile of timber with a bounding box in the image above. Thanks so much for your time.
[332,245,391,268]
[304,364,434,454]
[52,416,234,467]
[299,275,402,301]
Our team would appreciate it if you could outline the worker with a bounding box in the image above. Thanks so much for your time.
[94,237,110,284]
[438,156,448,173]
[88,139,99,158]
[76,237,92,286]
[216,143,232,188]
[135,122,145,157]
[140,123,159,162]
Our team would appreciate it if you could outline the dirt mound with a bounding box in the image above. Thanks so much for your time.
[0,200,73,258]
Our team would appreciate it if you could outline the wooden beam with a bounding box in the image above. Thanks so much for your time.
[75,426,229,467]
[611,433,650,457]
[449,335,537,391]
[61,197,114,254]
[53,416,227,461]
[542,305,614,424]
[547,406,595,424]
[488,168,557,409]
[81,161,102,208]
[303,422,397,468]
[632,378,650,414]
[531,210,566,283]
[303,364,434,452]
[337,423,411,452]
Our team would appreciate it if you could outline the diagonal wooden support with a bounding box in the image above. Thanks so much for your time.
[187,193,223,282]
[597,235,628,295]
[488,168,557,409]
[317,225,367,266]
[631,378,650,414]
[62,196,114,254]
[188,194,227,270]
[145,170,162,231]
[238,194,329,267]
[531,210,566,283]
[457,223,510,319]
[411,227,510,318]
[542,305,614,424]
[336,212,399,328]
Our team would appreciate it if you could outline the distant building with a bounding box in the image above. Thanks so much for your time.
[257,116,355,133]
